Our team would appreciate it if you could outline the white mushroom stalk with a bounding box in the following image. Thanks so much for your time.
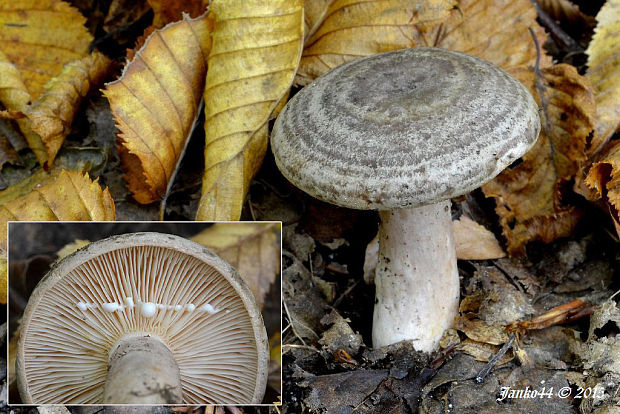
[271,47,540,352]
[373,202,458,351]
[17,233,268,404]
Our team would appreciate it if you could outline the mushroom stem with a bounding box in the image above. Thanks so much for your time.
[373,200,459,351]
[103,334,183,404]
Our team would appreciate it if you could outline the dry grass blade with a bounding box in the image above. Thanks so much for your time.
[191,222,280,309]
[196,0,304,220]
[105,13,212,207]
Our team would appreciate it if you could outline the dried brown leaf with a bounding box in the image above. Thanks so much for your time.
[482,64,596,255]
[453,216,505,260]
[507,298,591,332]
[0,134,21,169]
[0,148,105,205]
[457,338,514,364]
[105,13,212,206]
[457,317,509,345]
[537,0,595,31]
[191,222,281,309]
[296,0,455,85]
[103,0,151,34]
[585,140,620,234]
[0,171,113,304]
[24,52,112,167]
[148,0,207,28]
[436,0,551,69]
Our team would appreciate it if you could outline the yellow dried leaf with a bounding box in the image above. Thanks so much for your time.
[586,0,620,151]
[148,0,207,28]
[0,0,92,100]
[303,0,333,42]
[0,170,115,246]
[268,331,281,392]
[191,222,281,309]
[105,13,212,205]
[453,216,505,260]
[56,239,91,259]
[585,140,620,234]
[0,252,5,304]
[0,49,31,111]
[437,0,551,69]
[483,64,596,255]
[458,318,509,345]
[0,149,105,205]
[25,52,112,167]
[8,322,19,386]
[296,0,455,85]
[196,0,304,220]
[0,50,45,165]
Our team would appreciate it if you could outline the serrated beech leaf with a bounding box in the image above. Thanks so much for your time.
[0,170,115,246]
[105,13,212,206]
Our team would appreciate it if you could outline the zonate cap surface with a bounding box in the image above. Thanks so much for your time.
[271,47,541,210]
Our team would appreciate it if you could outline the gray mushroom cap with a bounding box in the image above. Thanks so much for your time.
[271,47,541,210]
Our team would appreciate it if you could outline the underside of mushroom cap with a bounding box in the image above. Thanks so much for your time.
[16,232,268,405]
[271,47,541,210]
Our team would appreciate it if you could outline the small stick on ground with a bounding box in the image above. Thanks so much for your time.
[476,333,516,384]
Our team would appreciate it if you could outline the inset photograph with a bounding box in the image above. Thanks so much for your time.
[8,222,281,406]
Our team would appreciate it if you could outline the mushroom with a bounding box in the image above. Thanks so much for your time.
[271,47,540,352]
[16,232,268,404]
